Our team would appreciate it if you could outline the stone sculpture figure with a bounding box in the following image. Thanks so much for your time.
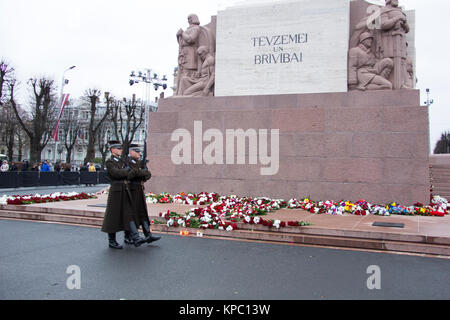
[178,46,215,97]
[349,32,394,91]
[376,0,410,89]
[176,14,201,87]
[348,0,413,91]
[403,45,415,89]
[175,14,216,97]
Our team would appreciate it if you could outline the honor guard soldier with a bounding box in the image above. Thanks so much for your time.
[123,144,161,245]
[101,141,147,249]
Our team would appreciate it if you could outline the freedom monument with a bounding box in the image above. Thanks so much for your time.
[146,0,428,205]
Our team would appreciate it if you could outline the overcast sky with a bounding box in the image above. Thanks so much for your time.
[0,0,449,152]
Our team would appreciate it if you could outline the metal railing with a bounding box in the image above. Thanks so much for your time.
[0,172,110,189]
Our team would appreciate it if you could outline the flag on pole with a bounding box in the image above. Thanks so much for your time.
[52,93,70,142]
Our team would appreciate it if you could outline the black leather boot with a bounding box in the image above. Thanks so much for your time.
[108,233,123,250]
[142,221,161,244]
[123,231,133,245]
[129,221,146,248]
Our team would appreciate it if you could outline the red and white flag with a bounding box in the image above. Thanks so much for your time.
[52,93,70,142]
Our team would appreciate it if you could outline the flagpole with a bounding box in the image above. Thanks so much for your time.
[54,66,76,164]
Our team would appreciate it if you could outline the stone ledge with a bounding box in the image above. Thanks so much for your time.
[150,224,450,256]
[0,204,104,218]
[0,210,103,227]
[160,90,420,112]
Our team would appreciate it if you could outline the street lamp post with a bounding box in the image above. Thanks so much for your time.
[129,68,167,149]
[54,66,76,164]
[424,88,435,154]
[424,88,434,108]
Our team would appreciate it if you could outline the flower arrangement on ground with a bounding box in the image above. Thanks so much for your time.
[147,192,449,233]
[0,192,96,205]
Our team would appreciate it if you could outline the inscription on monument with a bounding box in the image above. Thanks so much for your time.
[252,33,307,65]
[215,0,349,97]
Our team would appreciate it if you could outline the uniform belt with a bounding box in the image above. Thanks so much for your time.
[110,180,126,185]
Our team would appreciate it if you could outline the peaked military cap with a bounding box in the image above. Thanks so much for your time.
[108,140,122,149]
[129,144,142,153]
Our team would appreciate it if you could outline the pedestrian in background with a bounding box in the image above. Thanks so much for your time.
[89,163,96,172]
[41,161,50,172]
[1,160,9,172]
[80,162,88,172]
[22,160,29,172]
[9,162,18,172]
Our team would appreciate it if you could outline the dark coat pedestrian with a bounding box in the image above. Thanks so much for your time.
[21,161,29,172]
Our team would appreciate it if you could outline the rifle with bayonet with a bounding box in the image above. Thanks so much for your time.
[141,135,149,170]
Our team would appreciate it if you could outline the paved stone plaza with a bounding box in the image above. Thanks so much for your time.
[0,219,449,300]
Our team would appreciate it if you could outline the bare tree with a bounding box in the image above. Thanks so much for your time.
[0,59,15,107]
[0,102,26,161]
[82,89,111,164]
[0,59,17,160]
[110,94,146,159]
[96,124,110,167]
[10,77,58,164]
[59,100,81,164]
[15,120,29,162]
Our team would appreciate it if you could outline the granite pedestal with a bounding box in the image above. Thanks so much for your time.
[145,90,429,205]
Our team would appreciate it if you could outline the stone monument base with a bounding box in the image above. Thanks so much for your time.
[146,90,429,205]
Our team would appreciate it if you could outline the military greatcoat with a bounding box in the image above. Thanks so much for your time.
[128,158,152,225]
[101,155,136,234]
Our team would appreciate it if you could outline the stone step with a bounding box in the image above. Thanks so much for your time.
[0,204,105,219]
[432,188,450,193]
[432,187,450,192]
[431,176,450,181]
[432,189,450,193]
[0,210,103,227]
[151,218,449,246]
[150,225,450,256]
[430,165,450,169]
[431,173,450,177]
[233,222,450,245]
[433,190,450,194]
